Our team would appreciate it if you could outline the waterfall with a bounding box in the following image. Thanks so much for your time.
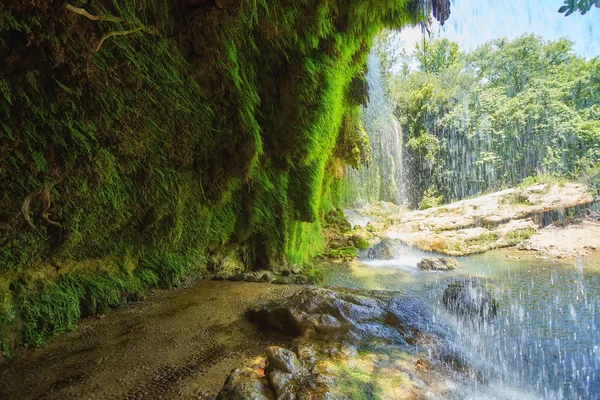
[343,51,404,206]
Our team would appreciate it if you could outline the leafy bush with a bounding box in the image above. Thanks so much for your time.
[418,186,443,210]
[504,228,537,246]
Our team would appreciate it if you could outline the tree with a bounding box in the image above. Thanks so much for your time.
[387,35,600,207]
[558,0,600,16]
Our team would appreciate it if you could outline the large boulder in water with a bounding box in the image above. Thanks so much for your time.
[418,257,460,271]
[442,280,498,320]
[219,288,461,399]
[367,239,394,259]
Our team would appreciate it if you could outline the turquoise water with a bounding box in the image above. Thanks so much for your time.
[319,245,600,399]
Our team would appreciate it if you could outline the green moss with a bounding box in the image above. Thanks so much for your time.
[325,246,360,259]
[418,186,443,210]
[353,236,371,250]
[465,232,500,247]
[504,227,536,246]
[329,362,383,400]
[325,208,352,233]
[0,1,438,350]
[500,188,531,205]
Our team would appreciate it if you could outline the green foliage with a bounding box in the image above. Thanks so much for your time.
[466,232,500,247]
[353,236,371,250]
[500,189,531,205]
[578,159,600,198]
[558,0,600,16]
[9,250,204,347]
[0,1,439,349]
[519,174,567,189]
[504,228,536,246]
[324,208,352,233]
[389,34,600,207]
[415,38,460,74]
[325,246,360,259]
[418,186,443,210]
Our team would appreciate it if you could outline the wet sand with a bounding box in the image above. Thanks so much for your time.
[0,281,303,399]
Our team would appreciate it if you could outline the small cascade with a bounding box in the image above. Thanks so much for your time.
[343,51,404,206]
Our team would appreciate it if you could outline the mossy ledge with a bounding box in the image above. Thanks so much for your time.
[0,1,446,353]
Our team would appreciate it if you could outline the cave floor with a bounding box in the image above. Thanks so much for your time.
[0,281,303,399]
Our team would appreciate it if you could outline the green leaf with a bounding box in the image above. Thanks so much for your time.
[558,5,570,12]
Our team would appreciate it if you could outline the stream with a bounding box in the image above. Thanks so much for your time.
[319,244,600,399]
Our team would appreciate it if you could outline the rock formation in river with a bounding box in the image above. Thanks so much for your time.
[442,280,498,321]
[218,286,467,398]
[417,257,460,271]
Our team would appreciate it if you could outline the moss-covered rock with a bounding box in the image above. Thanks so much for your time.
[321,209,374,260]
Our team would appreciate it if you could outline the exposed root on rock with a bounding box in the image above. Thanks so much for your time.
[94,27,152,52]
[64,3,122,23]
[21,172,67,237]
[64,3,155,52]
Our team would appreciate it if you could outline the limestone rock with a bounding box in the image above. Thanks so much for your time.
[216,368,274,400]
[417,257,460,271]
[367,239,394,259]
[266,346,303,375]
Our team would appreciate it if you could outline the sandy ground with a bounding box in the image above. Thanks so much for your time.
[518,220,600,259]
[0,281,303,399]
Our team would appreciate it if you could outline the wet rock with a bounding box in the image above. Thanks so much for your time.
[367,239,394,259]
[248,288,392,338]
[224,288,461,399]
[442,280,498,320]
[324,208,352,232]
[296,343,317,365]
[208,247,248,278]
[216,368,274,400]
[225,268,319,285]
[266,346,303,375]
[241,271,276,283]
[417,257,460,271]
[321,209,375,261]
[267,370,297,399]
[349,226,371,250]
[272,276,295,285]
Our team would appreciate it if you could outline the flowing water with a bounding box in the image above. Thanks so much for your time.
[343,52,404,206]
[319,244,600,399]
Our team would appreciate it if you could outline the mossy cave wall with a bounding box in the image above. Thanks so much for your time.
[0,0,446,351]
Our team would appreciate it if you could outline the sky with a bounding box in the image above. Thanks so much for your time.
[399,0,600,59]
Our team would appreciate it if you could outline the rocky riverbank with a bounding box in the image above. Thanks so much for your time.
[0,280,473,399]
[342,182,598,260]
[218,286,468,399]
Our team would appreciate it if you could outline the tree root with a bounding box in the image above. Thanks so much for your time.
[64,3,121,22]
[64,3,155,52]
[94,27,151,52]
[21,174,67,235]
[21,188,42,229]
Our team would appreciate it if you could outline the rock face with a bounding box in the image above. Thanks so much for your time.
[366,239,395,259]
[417,257,460,271]
[216,368,274,400]
[218,287,465,399]
[321,209,374,261]
[381,183,593,256]
[442,280,498,320]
